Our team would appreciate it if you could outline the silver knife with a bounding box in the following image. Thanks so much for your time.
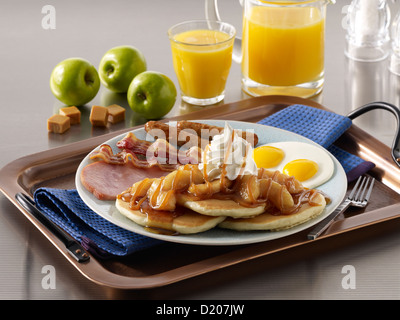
[15,192,90,263]
[307,199,351,240]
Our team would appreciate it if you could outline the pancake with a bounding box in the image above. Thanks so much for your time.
[218,192,326,232]
[116,197,226,234]
[176,193,266,218]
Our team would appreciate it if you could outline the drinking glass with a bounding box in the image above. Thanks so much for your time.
[168,20,236,106]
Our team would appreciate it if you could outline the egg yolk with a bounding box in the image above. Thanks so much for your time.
[253,146,285,168]
[283,159,319,182]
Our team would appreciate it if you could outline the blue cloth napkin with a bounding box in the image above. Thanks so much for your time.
[34,188,162,259]
[33,104,375,259]
[257,104,375,181]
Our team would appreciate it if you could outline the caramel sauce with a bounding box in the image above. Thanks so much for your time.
[118,136,329,234]
[140,200,184,231]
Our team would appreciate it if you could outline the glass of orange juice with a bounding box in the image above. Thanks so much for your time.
[168,20,236,106]
[241,0,327,98]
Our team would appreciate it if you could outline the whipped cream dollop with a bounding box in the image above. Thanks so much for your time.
[198,122,258,181]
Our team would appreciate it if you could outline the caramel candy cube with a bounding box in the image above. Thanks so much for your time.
[107,104,125,124]
[90,105,108,127]
[47,114,70,134]
[59,106,81,124]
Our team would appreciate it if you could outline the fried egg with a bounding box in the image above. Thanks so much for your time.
[253,141,334,189]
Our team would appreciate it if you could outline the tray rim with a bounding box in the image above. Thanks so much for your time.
[1,95,400,289]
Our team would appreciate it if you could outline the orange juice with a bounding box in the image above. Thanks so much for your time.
[170,29,234,100]
[242,6,325,87]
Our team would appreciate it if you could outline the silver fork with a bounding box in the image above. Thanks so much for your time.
[307,175,375,240]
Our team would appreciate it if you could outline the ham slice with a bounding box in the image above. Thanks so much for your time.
[80,131,201,201]
[80,161,166,200]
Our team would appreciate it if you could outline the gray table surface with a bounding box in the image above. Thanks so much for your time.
[1,0,400,300]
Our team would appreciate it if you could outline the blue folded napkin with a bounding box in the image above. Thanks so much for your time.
[257,104,375,181]
[34,188,162,259]
[33,104,375,259]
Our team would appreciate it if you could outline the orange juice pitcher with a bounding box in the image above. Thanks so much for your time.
[205,0,335,98]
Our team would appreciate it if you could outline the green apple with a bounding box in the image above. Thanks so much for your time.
[50,57,100,106]
[127,71,177,119]
[99,45,147,93]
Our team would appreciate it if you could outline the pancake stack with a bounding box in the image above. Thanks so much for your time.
[115,164,327,234]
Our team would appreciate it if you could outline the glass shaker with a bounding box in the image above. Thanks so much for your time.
[345,0,391,62]
[390,4,400,75]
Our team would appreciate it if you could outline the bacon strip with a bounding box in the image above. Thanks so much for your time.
[89,132,201,172]
[116,132,151,155]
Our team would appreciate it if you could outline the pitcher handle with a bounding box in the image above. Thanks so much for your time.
[205,0,242,63]
[205,0,221,21]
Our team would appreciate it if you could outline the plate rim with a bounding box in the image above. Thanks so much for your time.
[75,119,348,246]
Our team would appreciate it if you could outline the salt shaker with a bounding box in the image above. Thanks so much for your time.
[345,0,391,62]
[390,6,400,74]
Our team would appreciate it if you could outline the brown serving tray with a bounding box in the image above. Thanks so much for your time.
[1,95,400,290]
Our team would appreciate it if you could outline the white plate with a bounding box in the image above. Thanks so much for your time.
[75,120,347,246]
